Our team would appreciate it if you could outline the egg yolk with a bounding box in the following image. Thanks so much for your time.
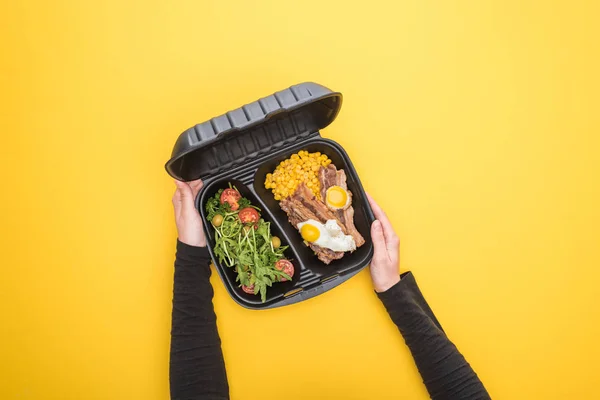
[300,224,321,242]
[326,186,348,208]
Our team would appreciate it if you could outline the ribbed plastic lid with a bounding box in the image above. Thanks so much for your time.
[165,82,342,181]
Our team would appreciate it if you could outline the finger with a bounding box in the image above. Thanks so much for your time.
[385,228,400,264]
[172,187,182,218]
[370,220,390,266]
[366,193,393,231]
[366,193,400,260]
[174,180,195,211]
[187,179,204,200]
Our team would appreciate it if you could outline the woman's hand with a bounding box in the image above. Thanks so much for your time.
[367,193,401,293]
[172,179,206,247]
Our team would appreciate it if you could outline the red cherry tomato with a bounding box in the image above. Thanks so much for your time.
[275,259,294,282]
[241,284,255,294]
[238,207,260,224]
[220,188,241,211]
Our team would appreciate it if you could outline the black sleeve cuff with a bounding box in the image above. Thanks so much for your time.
[376,271,445,333]
[376,271,414,302]
[176,240,212,265]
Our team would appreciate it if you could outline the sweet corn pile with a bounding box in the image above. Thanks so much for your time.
[264,150,332,200]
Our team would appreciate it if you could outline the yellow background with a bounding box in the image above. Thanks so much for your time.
[1,1,599,399]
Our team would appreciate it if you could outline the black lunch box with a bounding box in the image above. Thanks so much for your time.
[166,82,374,309]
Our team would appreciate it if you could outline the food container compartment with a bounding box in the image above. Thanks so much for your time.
[167,82,374,309]
[199,178,302,307]
[253,139,374,279]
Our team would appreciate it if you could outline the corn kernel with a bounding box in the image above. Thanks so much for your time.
[264,150,332,200]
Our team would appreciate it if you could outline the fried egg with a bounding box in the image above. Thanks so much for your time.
[325,186,351,210]
[297,219,356,252]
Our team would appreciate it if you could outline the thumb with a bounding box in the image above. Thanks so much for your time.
[174,180,195,210]
[188,179,204,199]
[371,220,390,265]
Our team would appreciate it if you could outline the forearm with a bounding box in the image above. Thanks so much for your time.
[378,272,490,400]
[170,241,229,400]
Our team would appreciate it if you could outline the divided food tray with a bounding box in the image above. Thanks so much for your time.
[166,83,374,309]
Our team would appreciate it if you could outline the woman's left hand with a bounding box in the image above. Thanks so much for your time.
[172,179,206,247]
[367,193,401,293]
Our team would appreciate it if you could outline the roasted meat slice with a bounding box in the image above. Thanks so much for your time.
[280,194,344,264]
[293,184,348,234]
[319,164,338,200]
[318,165,365,248]
[307,243,344,264]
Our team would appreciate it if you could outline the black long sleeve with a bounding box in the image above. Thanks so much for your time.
[169,240,487,400]
[169,240,229,400]
[378,272,490,400]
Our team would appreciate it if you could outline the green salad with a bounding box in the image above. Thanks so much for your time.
[205,184,295,302]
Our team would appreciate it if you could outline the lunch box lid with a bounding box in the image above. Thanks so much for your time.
[165,82,343,181]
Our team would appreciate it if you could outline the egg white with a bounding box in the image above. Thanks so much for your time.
[297,219,356,252]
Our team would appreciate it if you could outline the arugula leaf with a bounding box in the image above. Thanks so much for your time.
[206,189,227,221]
[237,197,252,209]
[205,186,291,303]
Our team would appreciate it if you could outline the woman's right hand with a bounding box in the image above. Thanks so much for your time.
[367,193,401,293]
[172,179,206,247]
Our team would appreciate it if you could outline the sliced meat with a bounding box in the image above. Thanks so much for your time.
[280,197,317,225]
[318,166,365,248]
[281,197,321,232]
[334,167,347,189]
[280,193,344,264]
[293,184,348,235]
[334,170,365,247]
[281,175,365,264]
[319,164,338,200]
[308,242,344,264]
[340,205,365,247]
